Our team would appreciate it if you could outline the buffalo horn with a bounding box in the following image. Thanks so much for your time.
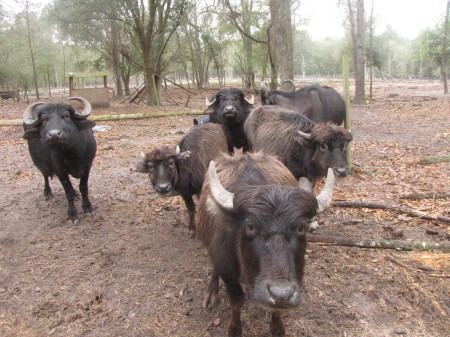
[208,160,234,211]
[298,177,314,193]
[23,102,45,125]
[245,95,255,105]
[260,81,267,91]
[205,97,216,107]
[315,168,335,213]
[176,145,180,156]
[68,97,92,119]
[298,130,312,140]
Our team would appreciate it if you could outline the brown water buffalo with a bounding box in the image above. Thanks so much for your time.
[260,82,345,125]
[196,152,335,336]
[244,106,353,185]
[22,97,97,225]
[205,88,254,153]
[137,123,228,236]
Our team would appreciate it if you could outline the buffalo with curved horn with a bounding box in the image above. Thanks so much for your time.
[196,152,335,336]
[23,97,97,225]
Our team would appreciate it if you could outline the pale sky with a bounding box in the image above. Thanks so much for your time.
[299,0,447,40]
[3,0,447,41]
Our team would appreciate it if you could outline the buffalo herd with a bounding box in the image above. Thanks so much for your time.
[23,82,352,337]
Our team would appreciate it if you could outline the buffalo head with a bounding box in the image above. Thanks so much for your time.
[139,146,191,195]
[297,124,353,178]
[205,88,254,123]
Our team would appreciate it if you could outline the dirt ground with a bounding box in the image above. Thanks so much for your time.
[0,80,449,337]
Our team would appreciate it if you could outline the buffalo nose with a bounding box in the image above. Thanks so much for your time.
[156,183,171,194]
[333,167,349,177]
[47,129,62,139]
[267,282,298,305]
[223,106,236,116]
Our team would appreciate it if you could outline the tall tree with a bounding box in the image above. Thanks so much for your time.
[354,0,365,103]
[442,0,449,94]
[269,0,293,82]
[24,0,40,99]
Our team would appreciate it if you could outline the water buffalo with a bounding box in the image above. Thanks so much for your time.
[260,82,345,125]
[244,106,353,185]
[205,88,254,154]
[22,97,97,225]
[137,123,228,236]
[196,152,335,336]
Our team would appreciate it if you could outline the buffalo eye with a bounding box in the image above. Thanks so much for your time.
[245,221,257,238]
[63,112,71,120]
[148,162,154,172]
[168,159,175,168]
[40,114,48,122]
[319,143,328,152]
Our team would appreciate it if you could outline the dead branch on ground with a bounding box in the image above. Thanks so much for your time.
[399,192,450,200]
[308,234,450,251]
[333,200,450,224]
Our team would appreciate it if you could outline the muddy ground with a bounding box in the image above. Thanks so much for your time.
[0,80,449,337]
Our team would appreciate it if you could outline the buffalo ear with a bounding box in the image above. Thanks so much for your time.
[75,119,96,130]
[23,127,40,139]
[177,150,191,161]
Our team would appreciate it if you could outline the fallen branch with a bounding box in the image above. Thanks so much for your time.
[333,200,450,224]
[385,254,449,278]
[0,111,205,126]
[399,192,450,200]
[420,155,450,165]
[308,234,450,251]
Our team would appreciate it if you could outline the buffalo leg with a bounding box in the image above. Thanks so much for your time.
[182,195,196,237]
[79,169,93,214]
[222,274,245,337]
[270,311,285,337]
[43,175,53,200]
[58,174,78,225]
[202,269,220,309]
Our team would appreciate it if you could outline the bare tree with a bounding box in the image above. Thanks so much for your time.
[24,0,39,99]
[442,0,449,94]
[354,0,366,103]
[269,0,294,82]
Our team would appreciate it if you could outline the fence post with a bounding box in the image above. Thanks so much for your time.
[342,55,352,172]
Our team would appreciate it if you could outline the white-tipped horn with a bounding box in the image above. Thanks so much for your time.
[298,130,312,140]
[245,95,255,105]
[176,145,180,155]
[208,161,234,211]
[68,96,92,118]
[298,177,313,193]
[205,97,216,107]
[140,151,146,159]
[316,168,335,213]
[23,102,45,125]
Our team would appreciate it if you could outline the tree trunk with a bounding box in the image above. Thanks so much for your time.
[354,0,366,103]
[25,0,39,99]
[111,20,124,98]
[269,0,293,82]
[441,0,449,94]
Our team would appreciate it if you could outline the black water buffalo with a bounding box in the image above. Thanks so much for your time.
[22,97,97,225]
[196,152,335,336]
[260,82,345,124]
[137,123,228,236]
[205,88,254,153]
[244,106,353,185]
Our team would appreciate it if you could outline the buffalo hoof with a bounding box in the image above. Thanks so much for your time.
[202,290,220,309]
[67,218,80,226]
